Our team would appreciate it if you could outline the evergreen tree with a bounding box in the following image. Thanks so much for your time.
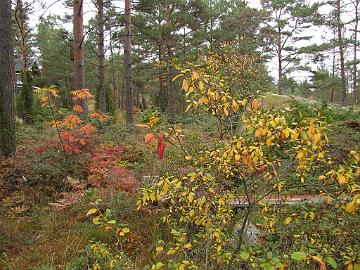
[0,0,16,157]
[261,0,320,95]
[14,0,35,123]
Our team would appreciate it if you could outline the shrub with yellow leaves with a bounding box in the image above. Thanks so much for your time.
[136,61,359,269]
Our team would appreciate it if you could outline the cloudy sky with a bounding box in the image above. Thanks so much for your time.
[29,0,357,82]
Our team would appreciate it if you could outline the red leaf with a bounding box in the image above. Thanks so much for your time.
[157,134,165,160]
[279,134,285,145]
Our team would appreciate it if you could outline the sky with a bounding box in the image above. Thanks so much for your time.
[29,0,357,83]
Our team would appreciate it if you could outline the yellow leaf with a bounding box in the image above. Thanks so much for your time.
[284,216,292,225]
[338,174,348,185]
[291,132,299,140]
[198,96,208,105]
[283,128,290,138]
[149,117,160,127]
[182,79,189,91]
[199,80,205,91]
[189,209,195,217]
[312,133,322,146]
[239,99,247,106]
[345,195,360,214]
[192,71,200,80]
[251,99,260,110]
[255,128,263,138]
[231,100,239,112]
[185,155,192,160]
[86,208,98,216]
[266,137,273,147]
[296,150,305,159]
[183,243,192,249]
[163,181,169,193]
[156,246,164,252]
[312,256,326,270]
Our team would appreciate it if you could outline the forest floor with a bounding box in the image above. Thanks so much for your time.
[1,97,360,269]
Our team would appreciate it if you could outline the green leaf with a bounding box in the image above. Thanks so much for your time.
[240,251,250,260]
[291,251,306,261]
[154,262,164,269]
[107,220,116,224]
[86,208,98,216]
[325,257,337,269]
[261,263,274,270]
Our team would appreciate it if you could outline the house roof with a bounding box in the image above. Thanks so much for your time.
[15,57,38,72]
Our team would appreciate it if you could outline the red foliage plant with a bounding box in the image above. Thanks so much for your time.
[86,144,139,194]
[145,132,166,160]
[157,134,165,160]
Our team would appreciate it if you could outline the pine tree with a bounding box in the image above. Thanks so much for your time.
[261,0,319,95]
[14,0,34,123]
[73,0,88,116]
[124,0,134,128]
[94,0,107,113]
[0,0,16,157]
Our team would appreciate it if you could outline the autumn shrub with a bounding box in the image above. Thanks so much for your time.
[135,64,360,269]
[81,57,359,269]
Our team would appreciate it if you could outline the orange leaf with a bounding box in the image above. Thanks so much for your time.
[251,99,260,110]
[145,133,156,145]
[80,124,96,135]
[73,105,84,114]
[79,139,86,146]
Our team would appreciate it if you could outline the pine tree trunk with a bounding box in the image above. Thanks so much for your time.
[97,0,107,113]
[331,37,336,103]
[73,0,88,115]
[124,0,134,128]
[109,27,120,109]
[336,0,347,105]
[167,41,175,123]
[353,0,359,104]
[0,0,16,157]
[158,42,167,112]
[15,0,33,123]
[278,50,283,95]
[277,26,283,95]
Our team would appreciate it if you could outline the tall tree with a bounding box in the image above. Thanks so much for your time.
[95,0,107,113]
[0,0,16,156]
[36,17,73,90]
[336,0,347,105]
[124,0,134,128]
[14,0,34,123]
[261,0,319,95]
[352,0,359,103]
[73,0,88,115]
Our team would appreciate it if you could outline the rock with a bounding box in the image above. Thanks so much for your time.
[234,219,261,246]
